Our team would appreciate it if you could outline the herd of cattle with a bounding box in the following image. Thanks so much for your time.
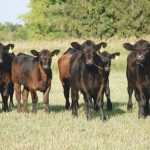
[0,39,149,121]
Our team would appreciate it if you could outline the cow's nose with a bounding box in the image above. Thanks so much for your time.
[136,54,144,60]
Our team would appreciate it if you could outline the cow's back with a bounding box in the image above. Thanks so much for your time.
[69,51,83,87]
[58,53,72,83]
[12,54,38,86]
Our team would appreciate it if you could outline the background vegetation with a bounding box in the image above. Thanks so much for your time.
[0,0,150,40]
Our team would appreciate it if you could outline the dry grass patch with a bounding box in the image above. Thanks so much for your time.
[0,71,150,150]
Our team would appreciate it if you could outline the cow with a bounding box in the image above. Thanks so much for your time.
[123,39,150,118]
[58,47,120,111]
[69,40,111,121]
[0,43,15,112]
[58,47,78,110]
[12,49,60,113]
[98,51,120,110]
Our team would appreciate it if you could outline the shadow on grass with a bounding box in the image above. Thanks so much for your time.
[0,101,66,113]
[105,101,126,118]
[0,100,127,117]
[50,104,66,112]
[79,101,127,119]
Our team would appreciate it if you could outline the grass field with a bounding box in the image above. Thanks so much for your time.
[0,38,150,150]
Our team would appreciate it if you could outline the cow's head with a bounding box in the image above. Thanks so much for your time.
[99,51,120,72]
[31,49,60,70]
[123,40,150,63]
[0,43,14,63]
[71,40,107,65]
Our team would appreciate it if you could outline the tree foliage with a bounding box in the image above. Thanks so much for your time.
[0,23,28,41]
[22,0,150,39]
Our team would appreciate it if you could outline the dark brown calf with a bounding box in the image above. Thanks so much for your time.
[12,49,60,113]
[69,40,108,121]
[123,39,150,118]
[99,51,120,110]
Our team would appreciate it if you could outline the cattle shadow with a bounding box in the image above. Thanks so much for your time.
[0,101,127,116]
[105,101,126,118]
[50,104,66,112]
[79,101,126,118]
[0,102,66,113]
[23,102,66,113]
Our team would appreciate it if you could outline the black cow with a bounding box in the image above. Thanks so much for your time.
[12,49,60,113]
[123,39,150,118]
[99,51,120,110]
[69,40,110,121]
[0,43,15,112]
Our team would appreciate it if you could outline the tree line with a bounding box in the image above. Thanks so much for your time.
[0,0,150,40]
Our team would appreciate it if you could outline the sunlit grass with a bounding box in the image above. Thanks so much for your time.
[0,70,150,150]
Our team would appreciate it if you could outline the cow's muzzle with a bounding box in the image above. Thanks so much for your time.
[136,55,144,61]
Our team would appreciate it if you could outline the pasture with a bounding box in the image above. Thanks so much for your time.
[0,37,150,150]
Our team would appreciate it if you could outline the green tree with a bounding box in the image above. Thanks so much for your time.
[22,0,150,39]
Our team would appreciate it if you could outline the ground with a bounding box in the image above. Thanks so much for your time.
[0,71,150,150]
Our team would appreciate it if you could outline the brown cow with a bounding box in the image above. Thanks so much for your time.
[58,48,77,109]
[12,49,60,113]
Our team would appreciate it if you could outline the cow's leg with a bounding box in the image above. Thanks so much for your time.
[22,87,29,113]
[71,88,79,118]
[43,86,51,113]
[63,79,70,110]
[2,94,9,112]
[97,96,106,121]
[93,95,99,111]
[105,80,112,110]
[30,90,38,113]
[127,81,133,112]
[137,92,146,118]
[0,84,9,112]
[14,83,22,113]
[9,82,14,111]
[83,94,92,121]
[97,84,106,121]
[144,94,149,115]
[3,85,8,97]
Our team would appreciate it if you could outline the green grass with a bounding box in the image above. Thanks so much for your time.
[0,70,150,150]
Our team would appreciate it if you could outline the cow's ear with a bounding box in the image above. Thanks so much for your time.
[71,42,81,50]
[96,42,107,51]
[110,52,120,59]
[5,44,15,51]
[123,43,135,51]
[51,49,60,57]
[31,50,39,57]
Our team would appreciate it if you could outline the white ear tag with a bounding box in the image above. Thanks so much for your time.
[115,56,119,60]
[9,47,13,53]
